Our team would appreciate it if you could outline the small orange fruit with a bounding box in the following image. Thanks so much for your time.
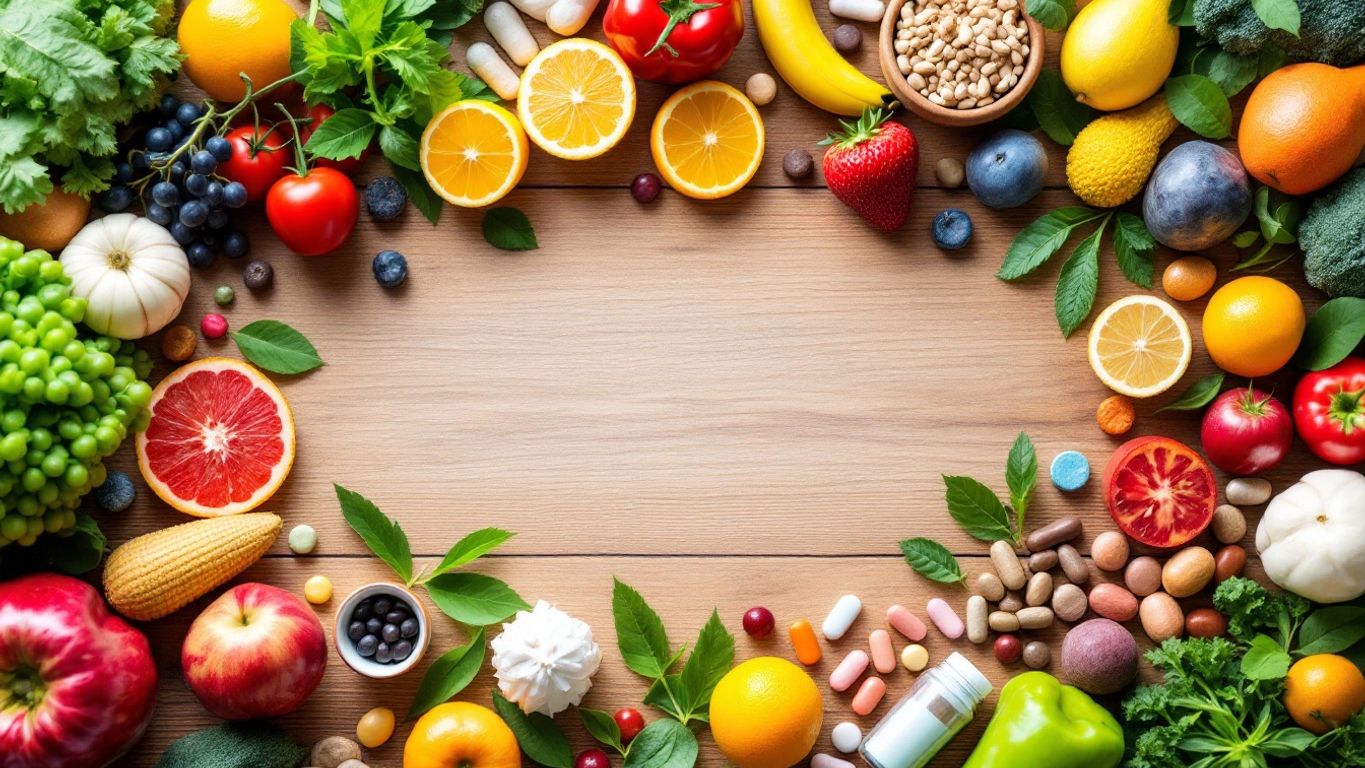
[177,0,298,102]
[1284,654,1365,734]
[1201,276,1305,378]
[1161,256,1217,302]
[710,657,823,768]
[404,702,521,768]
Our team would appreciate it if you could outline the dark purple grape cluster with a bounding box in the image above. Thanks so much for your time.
[96,94,250,268]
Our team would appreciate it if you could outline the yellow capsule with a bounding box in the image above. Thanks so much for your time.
[304,575,333,605]
[356,706,395,748]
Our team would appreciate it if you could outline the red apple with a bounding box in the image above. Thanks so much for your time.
[181,582,327,719]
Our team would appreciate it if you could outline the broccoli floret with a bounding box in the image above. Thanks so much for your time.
[1301,169,1365,298]
[1193,0,1365,66]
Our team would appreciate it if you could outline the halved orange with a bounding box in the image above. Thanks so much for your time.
[517,38,636,160]
[651,81,764,200]
[137,358,295,517]
[421,100,529,208]
[1088,295,1192,398]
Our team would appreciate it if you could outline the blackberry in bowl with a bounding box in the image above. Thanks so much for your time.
[335,583,430,678]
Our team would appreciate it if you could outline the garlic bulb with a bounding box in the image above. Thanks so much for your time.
[491,600,602,715]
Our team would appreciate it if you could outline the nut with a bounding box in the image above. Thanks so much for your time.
[160,324,197,362]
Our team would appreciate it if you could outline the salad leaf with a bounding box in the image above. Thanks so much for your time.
[425,571,529,625]
[430,527,513,578]
[1025,0,1075,31]
[1251,0,1300,35]
[1005,432,1037,525]
[1113,212,1156,288]
[1054,218,1106,337]
[622,720,698,768]
[231,320,324,374]
[612,578,673,679]
[1242,633,1291,679]
[997,207,1105,281]
[1297,606,1365,656]
[1165,74,1232,139]
[580,709,627,756]
[1026,69,1095,145]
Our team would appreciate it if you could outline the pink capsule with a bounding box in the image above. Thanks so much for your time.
[851,676,886,716]
[926,598,964,639]
[886,604,927,642]
[868,629,896,674]
[829,649,869,692]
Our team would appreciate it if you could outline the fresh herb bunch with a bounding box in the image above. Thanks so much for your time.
[0,0,182,212]
[1230,186,1302,272]
[940,432,1037,548]
[291,0,493,223]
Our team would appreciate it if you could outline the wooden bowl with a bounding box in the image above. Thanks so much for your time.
[879,0,1045,127]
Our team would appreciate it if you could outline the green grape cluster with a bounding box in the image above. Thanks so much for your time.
[0,237,153,548]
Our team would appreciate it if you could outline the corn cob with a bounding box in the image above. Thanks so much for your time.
[103,512,282,621]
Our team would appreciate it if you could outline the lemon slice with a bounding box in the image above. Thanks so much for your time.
[650,81,765,200]
[420,100,528,208]
[1088,295,1192,398]
[517,38,636,160]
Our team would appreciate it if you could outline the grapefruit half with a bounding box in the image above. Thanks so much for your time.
[137,358,295,517]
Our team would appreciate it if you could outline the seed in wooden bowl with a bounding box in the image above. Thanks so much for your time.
[894,0,1030,110]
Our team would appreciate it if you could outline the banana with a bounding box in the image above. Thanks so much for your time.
[752,0,891,116]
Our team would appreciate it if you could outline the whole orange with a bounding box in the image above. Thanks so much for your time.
[1161,256,1217,302]
[403,702,521,768]
[1284,654,1365,735]
[1201,276,1304,378]
[1238,63,1365,195]
[710,657,823,768]
[177,0,298,102]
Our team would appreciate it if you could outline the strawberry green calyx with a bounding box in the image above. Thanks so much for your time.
[820,107,893,149]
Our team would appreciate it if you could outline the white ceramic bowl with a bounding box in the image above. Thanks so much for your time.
[335,582,431,679]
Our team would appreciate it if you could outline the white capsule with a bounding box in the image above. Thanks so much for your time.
[546,0,601,35]
[485,2,539,67]
[829,0,885,23]
[508,0,555,21]
[822,594,862,640]
[466,43,521,102]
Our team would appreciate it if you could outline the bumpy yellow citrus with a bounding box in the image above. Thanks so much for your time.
[1202,276,1305,378]
[709,657,823,768]
[177,0,298,102]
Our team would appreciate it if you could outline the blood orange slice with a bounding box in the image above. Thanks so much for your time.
[1102,436,1216,548]
[137,358,295,517]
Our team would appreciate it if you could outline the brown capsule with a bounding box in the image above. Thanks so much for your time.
[1025,516,1082,552]
[1027,549,1058,573]
[998,592,1025,613]
[1214,544,1246,583]
[1124,556,1162,597]
[976,571,1006,601]
[1016,606,1055,630]
[1057,544,1090,585]
[1025,572,1053,607]
[990,540,1027,591]
[988,610,1021,632]
[1185,607,1228,638]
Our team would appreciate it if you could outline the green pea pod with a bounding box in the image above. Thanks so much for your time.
[963,672,1124,768]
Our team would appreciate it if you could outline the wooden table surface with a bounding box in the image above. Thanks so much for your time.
[112,4,1315,766]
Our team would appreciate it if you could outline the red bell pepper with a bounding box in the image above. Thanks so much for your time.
[603,0,744,84]
[1294,356,1365,465]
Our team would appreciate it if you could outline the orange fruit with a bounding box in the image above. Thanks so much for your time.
[1161,256,1217,302]
[650,81,765,200]
[517,39,636,160]
[710,657,823,768]
[136,358,295,517]
[0,187,90,252]
[420,100,528,208]
[404,702,521,768]
[1284,654,1365,735]
[1239,63,1365,195]
[1087,295,1192,398]
[177,0,298,102]
[1202,276,1305,378]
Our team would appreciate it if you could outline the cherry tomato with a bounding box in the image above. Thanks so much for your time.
[218,125,289,203]
[575,749,611,768]
[265,167,359,256]
[298,104,370,175]
[614,707,645,743]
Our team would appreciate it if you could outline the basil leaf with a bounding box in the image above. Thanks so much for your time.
[1025,0,1075,31]
[899,538,965,585]
[392,163,443,224]
[1113,212,1156,289]
[943,475,1014,543]
[1027,69,1095,145]
[1205,50,1259,97]
[1165,75,1231,139]
[612,578,673,679]
[231,319,324,375]
[1294,298,1365,371]
[677,610,734,718]
[335,484,414,584]
[1168,0,1196,25]
[1297,607,1365,656]
[580,709,626,755]
[623,719,698,768]
[483,207,539,251]
[430,528,514,578]
[998,207,1103,281]
[1054,220,1105,337]
[425,572,529,625]
[1005,432,1036,525]
[492,691,573,768]
[1155,373,1225,413]
[1251,0,1300,35]
[1242,633,1291,680]
[379,124,421,171]
[406,627,486,719]
[304,108,377,160]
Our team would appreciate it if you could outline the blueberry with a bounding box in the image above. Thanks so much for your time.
[965,129,1047,209]
[151,181,180,207]
[931,208,974,251]
[206,209,231,230]
[169,221,196,245]
[168,163,186,184]
[348,621,366,641]
[162,120,185,142]
[373,597,392,615]
[356,634,378,657]
[146,203,173,227]
[222,181,248,209]
[202,181,223,207]
[223,231,249,259]
[93,469,135,513]
[96,186,135,213]
[113,162,134,184]
[206,135,232,162]
[381,624,400,643]
[392,640,413,662]
[201,232,220,251]
[158,94,179,116]
[366,617,383,635]
[190,150,217,175]
[175,102,202,128]
[372,250,407,288]
[400,618,419,638]
[242,260,273,290]
[179,200,209,227]
[363,176,406,221]
[145,127,173,152]
[186,243,215,267]
[185,173,209,197]
[353,600,373,620]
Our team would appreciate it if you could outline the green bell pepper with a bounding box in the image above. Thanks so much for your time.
[963,671,1124,768]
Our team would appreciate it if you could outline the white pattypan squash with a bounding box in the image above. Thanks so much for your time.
[1256,469,1365,603]
[60,214,189,340]
[491,600,602,716]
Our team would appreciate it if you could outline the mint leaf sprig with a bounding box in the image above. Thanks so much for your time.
[942,432,1036,547]
[899,538,966,586]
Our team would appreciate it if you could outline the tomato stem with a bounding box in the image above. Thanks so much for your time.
[275,103,311,177]
[1328,385,1365,434]
[646,0,722,57]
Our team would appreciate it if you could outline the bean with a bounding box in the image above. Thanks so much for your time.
[1125,556,1163,597]
[829,650,870,692]
[1028,549,1058,573]
[935,157,965,188]
[465,43,519,101]
[783,149,814,179]
[1025,572,1053,607]
[975,571,1006,601]
[1214,544,1246,583]
[1185,607,1227,638]
[823,594,862,640]
[1058,544,1090,584]
[1139,592,1184,643]
[1025,516,1082,552]
[1023,640,1051,669]
[887,604,927,641]
[1162,547,1215,598]
[926,597,964,639]
[833,24,863,53]
[1016,606,1054,630]
[990,540,1027,590]
[1226,477,1271,506]
[1212,504,1247,543]
[967,595,989,644]
[1091,531,1130,572]
[998,592,1024,613]
[484,2,539,66]
[989,610,1021,632]
[1089,583,1138,622]
[1051,583,1088,622]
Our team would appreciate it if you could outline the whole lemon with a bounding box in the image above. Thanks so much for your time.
[1060,0,1179,111]
[710,657,823,768]
[178,0,298,102]
[1202,276,1305,378]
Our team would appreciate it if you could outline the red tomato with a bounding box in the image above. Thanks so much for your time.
[265,167,359,256]
[1102,436,1216,548]
[603,0,744,84]
[298,104,370,175]
[614,707,645,743]
[1200,387,1294,475]
[1294,356,1365,465]
[219,125,289,203]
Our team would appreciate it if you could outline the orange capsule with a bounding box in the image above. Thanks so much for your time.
[789,619,822,665]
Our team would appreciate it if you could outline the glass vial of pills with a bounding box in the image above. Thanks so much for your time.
[859,652,992,768]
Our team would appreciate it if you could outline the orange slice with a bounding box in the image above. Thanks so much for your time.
[1088,295,1192,398]
[421,100,529,208]
[517,38,636,160]
[650,81,764,200]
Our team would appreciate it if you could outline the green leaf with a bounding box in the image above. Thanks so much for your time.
[642,675,686,721]
[1251,0,1300,35]
[1155,373,1225,413]
[50,513,105,574]
[1297,607,1365,656]
[1231,230,1261,248]
[1294,298,1365,371]
[1261,728,1316,757]
[425,572,529,625]
[899,538,965,585]
[1026,0,1075,31]
[392,162,443,224]
[1054,220,1105,337]
[998,207,1104,281]
[677,610,735,719]
[1113,212,1157,289]
[1165,75,1232,139]
[943,475,1014,543]
[340,0,385,46]
[579,709,626,755]
[492,691,573,768]
[231,319,324,374]
[406,627,486,719]
[379,124,421,171]
[335,484,413,584]
[1254,186,1301,246]
[1005,432,1037,526]
[1027,69,1096,145]
[1242,633,1292,679]
[483,207,539,251]
[304,108,376,161]
[622,719,698,768]
[431,528,514,578]
[1168,0,1197,24]
[612,578,673,679]
[1205,50,1259,97]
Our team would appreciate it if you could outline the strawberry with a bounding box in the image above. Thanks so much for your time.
[820,108,919,231]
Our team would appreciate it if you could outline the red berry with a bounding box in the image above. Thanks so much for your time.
[201,313,228,339]
[576,749,610,768]
[631,173,662,203]
[742,606,775,638]
[614,708,645,743]
[994,633,1022,664]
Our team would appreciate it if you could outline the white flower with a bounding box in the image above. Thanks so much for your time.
[491,600,602,715]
